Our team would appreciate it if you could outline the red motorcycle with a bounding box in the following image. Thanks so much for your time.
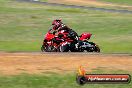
[41,30,100,52]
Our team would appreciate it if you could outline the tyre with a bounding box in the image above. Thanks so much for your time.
[41,45,55,52]
[46,45,56,52]
[41,45,45,52]
[41,45,50,52]
[94,45,100,52]
[85,42,100,52]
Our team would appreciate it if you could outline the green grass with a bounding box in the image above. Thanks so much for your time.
[0,0,132,53]
[100,0,132,5]
[0,70,131,88]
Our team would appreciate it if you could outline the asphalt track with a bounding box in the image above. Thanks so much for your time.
[16,0,132,14]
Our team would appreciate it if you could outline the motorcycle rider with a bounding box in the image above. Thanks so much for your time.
[51,19,78,39]
[48,19,80,51]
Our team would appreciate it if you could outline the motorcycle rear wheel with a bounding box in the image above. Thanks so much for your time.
[85,42,100,53]
[94,45,100,52]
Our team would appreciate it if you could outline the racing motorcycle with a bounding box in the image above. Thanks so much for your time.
[41,30,100,52]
